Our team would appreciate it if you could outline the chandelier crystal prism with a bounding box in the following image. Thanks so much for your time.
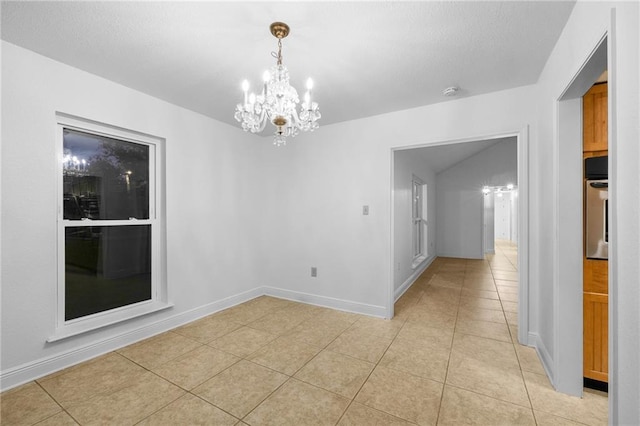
[234,22,321,146]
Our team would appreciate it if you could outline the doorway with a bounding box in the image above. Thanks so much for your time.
[554,35,608,397]
[390,129,529,345]
[483,185,518,256]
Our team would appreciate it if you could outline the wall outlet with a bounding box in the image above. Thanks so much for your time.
[311,267,317,277]
[362,205,369,215]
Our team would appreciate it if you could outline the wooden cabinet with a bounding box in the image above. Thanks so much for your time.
[583,83,608,154]
[584,292,608,382]
[583,82,608,384]
[584,259,608,294]
[583,261,608,382]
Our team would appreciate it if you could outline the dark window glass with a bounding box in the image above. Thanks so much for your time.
[63,129,149,220]
[65,225,152,321]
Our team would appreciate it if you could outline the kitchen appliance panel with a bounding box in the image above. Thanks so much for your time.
[585,179,608,260]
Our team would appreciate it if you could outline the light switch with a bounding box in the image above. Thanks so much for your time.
[363,205,369,215]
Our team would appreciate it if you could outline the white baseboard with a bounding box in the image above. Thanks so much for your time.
[0,286,389,391]
[529,331,555,384]
[262,286,387,318]
[436,252,484,260]
[0,287,263,392]
[394,255,435,301]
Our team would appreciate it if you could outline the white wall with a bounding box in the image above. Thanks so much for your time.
[532,1,639,422]
[257,86,535,320]
[1,40,536,388]
[393,150,437,295]
[483,193,495,254]
[435,139,517,259]
[0,41,269,387]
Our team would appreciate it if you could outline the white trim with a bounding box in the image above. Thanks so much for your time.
[552,32,608,397]
[411,176,427,260]
[262,286,387,319]
[516,126,530,346]
[607,10,618,423]
[47,302,174,342]
[411,255,428,270]
[0,285,388,391]
[530,331,555,384]
[1,287,263,392]
[388,148,396,320]
[390,128,529,346]
[435,252,482,260]
[395,255,435,300]
[55,113,167,339]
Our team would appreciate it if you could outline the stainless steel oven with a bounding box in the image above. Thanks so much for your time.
[585,179,608,259]
[585,156,608,260]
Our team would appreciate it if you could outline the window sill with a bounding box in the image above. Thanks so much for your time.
[411,255,428,269]
[47,301,173,343]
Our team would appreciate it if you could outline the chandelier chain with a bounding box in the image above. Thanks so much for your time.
[270,38,283,65]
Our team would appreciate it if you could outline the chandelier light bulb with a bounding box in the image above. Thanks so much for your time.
[234,22,321,146]
[241,80,249,105]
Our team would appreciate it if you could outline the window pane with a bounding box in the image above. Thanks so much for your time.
[65,225,152,321]
[63,129,149,220]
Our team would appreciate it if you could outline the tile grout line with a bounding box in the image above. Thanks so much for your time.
[117,303,294,425]
[493,242,542,424]
[33,380,82,426]
[434,261,464,425]
[334,299,413,425]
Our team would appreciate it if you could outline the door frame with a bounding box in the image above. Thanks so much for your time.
[389,127,530,345]
[554,33,608,396]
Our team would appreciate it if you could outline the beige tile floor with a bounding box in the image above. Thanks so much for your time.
[1,240,608,425]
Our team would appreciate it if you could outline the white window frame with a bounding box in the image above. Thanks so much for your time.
[412,176,428,266]
[50,113,170,342]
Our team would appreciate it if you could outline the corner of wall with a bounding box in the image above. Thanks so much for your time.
[529,331,556,388]
[394,255,435,301]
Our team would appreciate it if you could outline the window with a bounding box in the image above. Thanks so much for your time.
[412,177,428,262]
[53,114,168,341]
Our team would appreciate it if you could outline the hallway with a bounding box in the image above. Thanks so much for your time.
[2,242,608,425]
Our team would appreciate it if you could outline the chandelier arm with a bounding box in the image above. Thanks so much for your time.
[257,111,268,132]
[289,108,304,129]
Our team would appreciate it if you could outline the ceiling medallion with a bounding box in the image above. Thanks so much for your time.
[234,22,321,146]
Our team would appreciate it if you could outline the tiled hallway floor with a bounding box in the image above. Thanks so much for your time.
[1,241,608,425]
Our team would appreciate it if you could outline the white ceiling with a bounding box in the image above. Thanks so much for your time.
[403,136,513,175]
[1,1,575,129]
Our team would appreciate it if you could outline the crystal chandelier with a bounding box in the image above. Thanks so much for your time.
[234,22,321,146]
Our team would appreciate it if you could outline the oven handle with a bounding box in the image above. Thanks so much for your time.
[590,182,608,188]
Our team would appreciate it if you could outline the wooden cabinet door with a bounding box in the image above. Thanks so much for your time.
[584,292,608,382]
[584,259,608,294]
[583,83,608,153]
